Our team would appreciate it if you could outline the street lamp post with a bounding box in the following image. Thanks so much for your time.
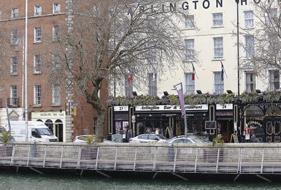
[236,0,240,97]
[132,115,136,137]
[24,0,29,141]
[235,0,243,139]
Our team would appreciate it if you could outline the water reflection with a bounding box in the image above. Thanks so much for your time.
[0,172,281,190]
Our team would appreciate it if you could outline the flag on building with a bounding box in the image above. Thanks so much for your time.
[176,87,186,117]
[192,63,195,81]
[220,61,224,81]
[128,73,133,84]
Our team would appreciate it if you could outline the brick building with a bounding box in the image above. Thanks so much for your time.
[0,0,107,142]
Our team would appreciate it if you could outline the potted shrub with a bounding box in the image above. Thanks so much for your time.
[0,131,13,157]
[81,135,97,160]
[204,134,224,163]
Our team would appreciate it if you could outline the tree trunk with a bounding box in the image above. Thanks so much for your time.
[96,110,105,142]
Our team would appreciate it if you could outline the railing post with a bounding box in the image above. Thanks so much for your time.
[114,146,118,170]
[153,146,158,171]
[133,148,137,171]
[194,148,199,173]
[27,144,31,166]
[43,145,47,168]
[238,148,242,173]
[216,148,220,173]
[10,144,16,166]
[59,146,64,168]
[77,146,82,168]
[173,148,178,173]
[95,147,100,170]
[260,148,265,174]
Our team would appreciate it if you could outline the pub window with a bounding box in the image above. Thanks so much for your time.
[214,71,224,94]
[269,70,280,91]
[185,73,195,95]
[245,72,256,93]
[148,73,157,96]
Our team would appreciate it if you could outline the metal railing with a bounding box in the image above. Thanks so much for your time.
[1,143,281,174]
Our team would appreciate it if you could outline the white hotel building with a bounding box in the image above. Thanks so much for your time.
[113,0,278,97]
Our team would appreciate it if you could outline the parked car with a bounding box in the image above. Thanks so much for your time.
[129,134,166,143]
[73,135,94,144]
[164,135,210,145]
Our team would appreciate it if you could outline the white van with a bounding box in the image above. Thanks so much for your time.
[5,121,58,142]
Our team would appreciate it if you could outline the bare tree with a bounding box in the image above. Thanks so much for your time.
[57,0,184,140]
[244,1,281,77]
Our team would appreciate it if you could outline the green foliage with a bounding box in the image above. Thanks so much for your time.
[86,135,95,145]
[108,91,281,106]
[212,134,224,146]
[168,95,179,105]
[0,131,11,144]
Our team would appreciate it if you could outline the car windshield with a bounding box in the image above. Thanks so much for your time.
[167,135,209,144]
[157,134,166,139]
[37,128,52,136]
[77,136,91,141]
[188,136,209,143]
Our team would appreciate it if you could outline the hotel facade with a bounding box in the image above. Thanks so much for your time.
[109,0,281,142]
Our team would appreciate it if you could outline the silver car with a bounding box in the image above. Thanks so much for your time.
[165,135,209,145]
[129,134,166,143]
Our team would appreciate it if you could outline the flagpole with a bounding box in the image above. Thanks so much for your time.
[235,0,241,138]
[24,0,29,142]
[173,83,188,135]
[236,0,240,96]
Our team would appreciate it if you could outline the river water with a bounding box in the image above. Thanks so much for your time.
[0,171,280,190]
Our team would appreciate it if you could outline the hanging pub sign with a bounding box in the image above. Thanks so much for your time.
[135,104,208,112]
[138,0,264,13]
[216,104,233,110]
[114,106,129,112]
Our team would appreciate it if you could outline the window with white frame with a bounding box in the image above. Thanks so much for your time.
[10,29,19,45]
[269,70,280,91]
[52,25,60,41]
[11,8,19,18]
[244,10,254,28]
[10,85,17,105]
[52,84,61,105]
[33,85,42,105]
[52,54,61,69]
[34,27,42,43]
[34,4,42,16]
[214,71,224,94]
[213,37,223,59]
[245,72,256,93]
[185,73,195,95]
[212,13,223,27]
[185,15,195,29]
[245,35,255,58]
[33,54,42,74]
[53,3,61,14]
[184,39,195,61]
[10,56,18,74]
[148,73,157,96]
